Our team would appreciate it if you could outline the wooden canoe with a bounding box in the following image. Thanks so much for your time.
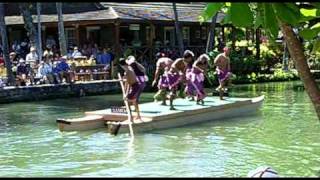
[57,95,264,134]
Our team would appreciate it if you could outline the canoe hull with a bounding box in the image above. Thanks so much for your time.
[106,96,264,134]
[57,95,264,133]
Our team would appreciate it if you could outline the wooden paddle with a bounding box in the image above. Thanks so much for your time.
[118,73,134,138]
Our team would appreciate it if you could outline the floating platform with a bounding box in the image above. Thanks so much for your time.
[57,95,264,134]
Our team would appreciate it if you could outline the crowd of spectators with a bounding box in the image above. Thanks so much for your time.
[0,39,115,87]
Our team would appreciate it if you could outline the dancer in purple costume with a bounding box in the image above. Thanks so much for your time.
[184,54,196,101]
[167,50,194,110]
[126,56,147,103]
[119,59,143,120]
[152,55,173,105]
[214,47,232,100]
[191,54,209,105]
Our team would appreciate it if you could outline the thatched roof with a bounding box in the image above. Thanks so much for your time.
[4,2,224,25]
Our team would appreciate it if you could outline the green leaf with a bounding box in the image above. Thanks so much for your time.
[222,7,231,25]
[300,23,320,40]
[311,2,320,9]
[311,23,320,29]
[299,15,317,23]
[254,12,263,29]
[299,29,319,40]
[300,8,317,17]
[200,3,224,23]
[272,3,300,25]
[263,3,279,39]
[312,39,320,54]
[229,3,254,27]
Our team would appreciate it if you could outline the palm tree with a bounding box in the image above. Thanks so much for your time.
[206,14,217,53]
[0,3,15,85]
[172,2,184,56]
[37,2,42,61]
[56,2,67,56]
[19,3,38,49]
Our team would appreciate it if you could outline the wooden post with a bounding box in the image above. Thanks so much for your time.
[56,2,67,56]
[221,26,225,46]
[118,73,134,138]
[112,21,120,79]
[173,2,184,56]
[231,26,236,51]
[0,3,15,85]
[149,23,155,64]
[255,28,260,61]
[42,25,46,48]
[37,2,42,61]
[75,24,80,47]
[206,14,217,53]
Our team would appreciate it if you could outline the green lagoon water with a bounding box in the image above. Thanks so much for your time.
[0,81,319,177]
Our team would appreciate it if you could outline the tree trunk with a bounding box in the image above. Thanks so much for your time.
[231,26,236,51]
[19,3,38,48]
[255,28,260,60]
[0,3,15,85]
[172,3,184,56]
[282,41,289,71]
[206,14,217,53]
[56,2,67,56]
[280,23,320,120]
[37,3,42,61]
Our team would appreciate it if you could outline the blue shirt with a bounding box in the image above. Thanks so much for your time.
[97,53,112,65]
[56,61,70,72]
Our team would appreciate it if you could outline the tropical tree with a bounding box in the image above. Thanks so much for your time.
[19,3,39,50]
[56,2,67,56]
[0,3,15,85]
[172,2,184,56]
[206,14,217,53]
[37,2,42,61]
[200,2,320,120]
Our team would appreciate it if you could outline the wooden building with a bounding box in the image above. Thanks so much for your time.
[3,2,227,62]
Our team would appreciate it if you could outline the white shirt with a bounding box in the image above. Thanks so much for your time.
[26,52,39,65]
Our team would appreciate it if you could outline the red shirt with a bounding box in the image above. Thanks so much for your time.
[0,57,4,65]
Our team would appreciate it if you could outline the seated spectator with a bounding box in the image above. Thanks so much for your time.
[43,45,54,57]
[96,48,112,69]
[46,54,54,65]
[25,46,39,85]
[11,63,17,78]
[52,45,59,55]
[20,39,29,58]
[26,46,39,65]
[53,52,60,62]
[9,52,18,65]
[35,59,54,84]
[91,43,99,58]
[87,55,96,66]
[72,46,82,57]
[52,61,61,84]
[67,47,73,59]
[0,61,7,87]
[0,54,4,65]
[81,44,90,58]
[56,56,74,83]
[16,58,28,86]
